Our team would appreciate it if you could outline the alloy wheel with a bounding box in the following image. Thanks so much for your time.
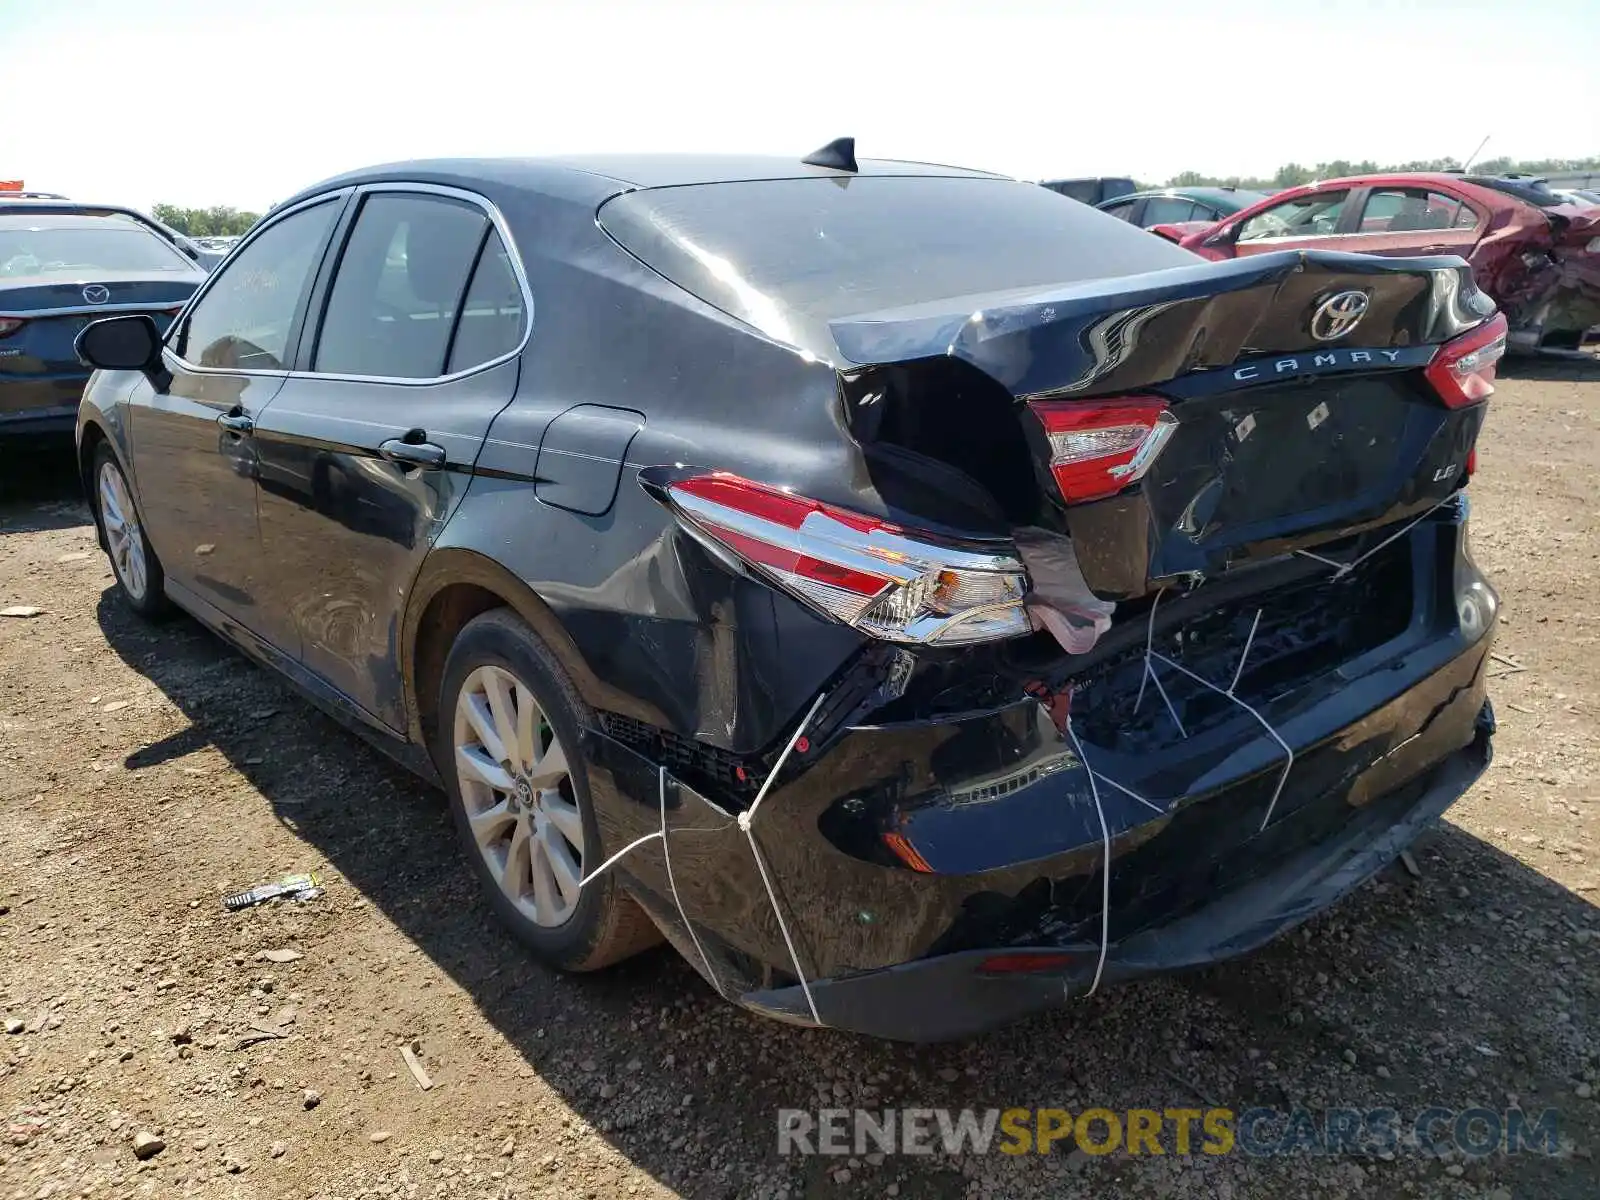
[98,460,148,602]
[452,664,584,927]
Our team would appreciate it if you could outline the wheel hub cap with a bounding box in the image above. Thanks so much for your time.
[452,664,583,928]
[98,460,148,602]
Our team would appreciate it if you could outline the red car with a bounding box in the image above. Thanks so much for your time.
[1169,173,1600,349]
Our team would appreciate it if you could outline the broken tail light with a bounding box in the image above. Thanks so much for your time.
[881,831,935,873]
[660,472,1031,645]
[0,317,26,338]
[1425,313,1508,409]
[978,951,1078,976]
[1027,396,1177,504]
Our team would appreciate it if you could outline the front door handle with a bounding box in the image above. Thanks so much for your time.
[216,409,253,434]
[378,437,446,469]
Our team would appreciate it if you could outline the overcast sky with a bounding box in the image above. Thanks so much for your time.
[3,0,1595,212]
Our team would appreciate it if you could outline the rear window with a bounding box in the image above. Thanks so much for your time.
[0,223,193,278]
[599,176,1193,349]
[1463,177,1564,208]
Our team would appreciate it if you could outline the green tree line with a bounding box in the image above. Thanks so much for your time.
[1154,154,1600,192]
[151,204,261,237]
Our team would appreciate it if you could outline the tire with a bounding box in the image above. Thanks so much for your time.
[436,608,661,971]
[91,443,172,620]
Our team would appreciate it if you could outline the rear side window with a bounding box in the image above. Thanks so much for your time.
[313,193,488,379]
[447,230,526,373]
[1358,188,1474,233]
[1141,197,1198,225]
[1100,199,1138,222]
[177,200,339,370]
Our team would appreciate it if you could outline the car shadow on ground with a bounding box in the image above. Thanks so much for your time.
[1501,352,1600,384]
[87,571,1600,1196]
[0,440,90,532]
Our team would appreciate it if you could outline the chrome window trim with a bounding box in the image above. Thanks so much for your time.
[1237,229,1349,245]
[1341,226,1478,240]
[163,182,535,387]
[0,301,188,319]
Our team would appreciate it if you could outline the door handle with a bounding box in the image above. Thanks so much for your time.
[379,437,446,469]
[1419,244,1449,255]
[216,409,253,434]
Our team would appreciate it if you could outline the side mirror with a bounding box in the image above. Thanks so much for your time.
[76,315,171,391]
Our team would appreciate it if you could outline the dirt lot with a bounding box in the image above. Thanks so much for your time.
[2,360,1597,1200]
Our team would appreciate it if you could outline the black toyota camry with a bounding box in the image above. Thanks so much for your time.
[75,145,1501,1041]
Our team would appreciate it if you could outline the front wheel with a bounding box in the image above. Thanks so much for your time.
[437,608,661,971]
[92,444,171,619]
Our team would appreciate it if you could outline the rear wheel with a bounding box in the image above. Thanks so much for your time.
[437,609,660,970]
[92,444,171,619]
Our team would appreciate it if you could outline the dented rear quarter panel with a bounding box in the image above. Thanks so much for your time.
[415,181,878,757]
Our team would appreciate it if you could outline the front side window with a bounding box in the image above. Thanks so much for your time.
[1100,200,1138,223]
[177,201,339,370]
[1238,190,1350,242]
[313,193,488,379]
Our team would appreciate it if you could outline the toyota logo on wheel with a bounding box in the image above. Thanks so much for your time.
[82,284,111,305]
[1309,290,1370,341]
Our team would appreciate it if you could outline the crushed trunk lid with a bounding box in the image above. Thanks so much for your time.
[833,249,1498,599]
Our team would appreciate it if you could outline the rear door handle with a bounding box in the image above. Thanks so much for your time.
[216,410,253,434]
[378,437,446,469]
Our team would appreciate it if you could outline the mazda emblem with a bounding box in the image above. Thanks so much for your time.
[82,284,111,305]
[1309,290,1369,342]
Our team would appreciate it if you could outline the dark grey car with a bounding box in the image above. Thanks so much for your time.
[73,152,1502,1040]
[0,211,204,437]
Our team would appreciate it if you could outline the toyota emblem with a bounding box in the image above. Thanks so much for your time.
[82,284,111,305]
[1309,290,1369,342]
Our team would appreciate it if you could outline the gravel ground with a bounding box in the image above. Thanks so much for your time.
[2,359,1597,1200]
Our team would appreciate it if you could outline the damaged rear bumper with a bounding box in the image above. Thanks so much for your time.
[580,498,1497,1041]
[740,715,1490,1040]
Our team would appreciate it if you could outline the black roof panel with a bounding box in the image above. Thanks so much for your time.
[285,153,1007,209]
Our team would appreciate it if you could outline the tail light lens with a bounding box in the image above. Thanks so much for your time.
[1027,396,1177,504]
[881,831,935,873]
[0,317,26,338]
[660,472,1031,645]
[1426,313,1507,409]
[978,951,1078,976]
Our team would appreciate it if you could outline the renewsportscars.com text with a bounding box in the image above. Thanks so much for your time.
[776,1106,1560,1159]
